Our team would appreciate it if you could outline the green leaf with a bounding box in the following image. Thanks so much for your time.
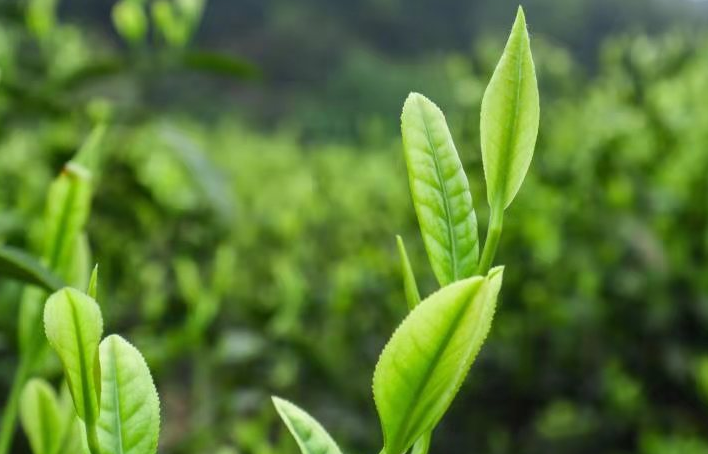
[395,235,420,310]
[43,162,93,281]
[401,93,479,286]
[0,245,64,292]
[373,267,504,454]
[112,0,148,45]
[87,265,99,300]
[20,379,63,454]
[410,431,432,454]
[97,335,160,454]
[43,288,103,424]
[480,6,540,210]
[271,397,343,454]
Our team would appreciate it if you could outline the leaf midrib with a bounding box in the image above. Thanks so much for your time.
[417,96,460,281]
[494,33,525,208]
[389,283,478,450]
[67,291,96,424]
[109,338,125,454]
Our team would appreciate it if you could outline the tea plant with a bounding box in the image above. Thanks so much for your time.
[272,7,538,454]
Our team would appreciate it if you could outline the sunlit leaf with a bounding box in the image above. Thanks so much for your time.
[43,288,103,424]
[0,245,64,292]
[395,235,420,309]
[373,267,504,454]
[87,265,98,300]
[401,93,479,286]
[20,379,63,454]
[480,7,539,210]
[97,335,160,454]
[272,397,343,454]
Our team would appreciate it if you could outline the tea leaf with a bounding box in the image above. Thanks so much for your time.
[272,397,343,454]
[480,7,539,210]
[43,162,92,280]
[373,267,504,454]
[87,265,99,300]
[43,288,103,424]
[0,246,64,292]
[401,93,479,286]
[396,235,420,309]
[20,379,63,454]
[97,335,160,454]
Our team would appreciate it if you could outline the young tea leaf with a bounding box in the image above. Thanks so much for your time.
[43,288,103,424]
[87,264,99,300]
[272,397,343,454]
[373,267,504,454]
[480,7,539,210]
[0,246,65,292]
[43,162,93,280]
[401,93,479,286]
[97,335,160,454]
[20,379,63,454]
[396,235,421,309]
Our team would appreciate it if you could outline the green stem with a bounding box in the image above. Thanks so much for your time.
[0,359,30,454]
[85,421,101,454]
[477,205,504,275]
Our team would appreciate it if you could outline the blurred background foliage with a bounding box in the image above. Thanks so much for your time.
[1,0,708,454]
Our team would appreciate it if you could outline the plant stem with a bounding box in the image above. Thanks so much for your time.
[85,421,101,454]
[0,359,30,454]
[477,205,504,275]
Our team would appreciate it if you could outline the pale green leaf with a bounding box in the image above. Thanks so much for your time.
[87,264,99,300]
[395,235,420,310]
[97,335,160,454]
[410,431,432,454]
[272,396,343,454]
[43,288,103,424]
[480,6,540,210]
[20,379,63,454]
[373,267,504,454]
[43,162,93,280]
[401,93,479,286]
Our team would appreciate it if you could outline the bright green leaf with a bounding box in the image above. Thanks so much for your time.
[87,264,99,300]
[43,162,93,281]
[480,6,540,210]
[0,245,64,292]
[43,288,103,424]
[97,335,160,454]
[272,396,343,454]
[410,431,432,454]
[20,379,63,454]
[396,235,420,310]
[373,267,504,454]
[112,0,148,45]
[401,93,479,286]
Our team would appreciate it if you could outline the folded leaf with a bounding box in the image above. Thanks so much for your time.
[373,267,504,454]
[43,162,92,280]
[43,288,103,424]
[97,335,160,454]
[480,7,539,210]
[401,93,479,286]
[396,235,421,309]
[20,379,63,454]
[272,397,343,454]
[0,246,64,292]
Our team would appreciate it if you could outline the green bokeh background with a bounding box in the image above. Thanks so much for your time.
[1,1,708,453]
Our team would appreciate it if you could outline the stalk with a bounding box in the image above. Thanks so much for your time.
[477,204,504,275]
[0,359,30,454]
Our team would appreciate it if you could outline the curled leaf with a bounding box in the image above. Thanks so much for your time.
[272,397,343,454]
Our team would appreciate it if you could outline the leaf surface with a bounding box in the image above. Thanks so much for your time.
[373,267,504,454]
[272,397,343,454]
[97,335,160,454]
[401,93,478,286]
[480,7,539,210]
[0,246,64,292]
[43,288,103,424]
[20,379,63,454]
[396,235,421,309]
